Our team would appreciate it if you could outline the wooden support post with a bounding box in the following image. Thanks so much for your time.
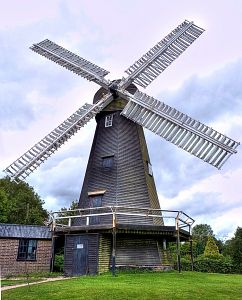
[50,234,56,272]
[176,216,181,273]
[111,212,116,276]
[190,238,194,271]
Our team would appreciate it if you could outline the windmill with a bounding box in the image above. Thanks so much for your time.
[4,20,239,275]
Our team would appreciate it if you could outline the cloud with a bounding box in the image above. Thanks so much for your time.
[0,2,112,132]
[163,59,242,124]
[158,165,242,237]
[146,58,242,199]
[0,84,35,130]
[29,155,86,210]
[26,122,96,210]
[174,191,240,217]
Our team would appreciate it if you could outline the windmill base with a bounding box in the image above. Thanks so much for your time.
[53,223,191,276]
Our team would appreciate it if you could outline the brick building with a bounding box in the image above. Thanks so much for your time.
[0,224,52,277]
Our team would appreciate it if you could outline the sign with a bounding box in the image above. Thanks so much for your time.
[77,244,84,249]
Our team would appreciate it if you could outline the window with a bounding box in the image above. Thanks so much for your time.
[102,156,114,168]
[17,239,37,261]
[105,114,113,127]
[147,162,153,176]
[89,195,103,225]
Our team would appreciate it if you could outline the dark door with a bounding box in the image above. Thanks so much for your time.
[89,195,102,225]
[72,236,88,275]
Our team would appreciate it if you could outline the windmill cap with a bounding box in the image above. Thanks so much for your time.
[93,80,137,104]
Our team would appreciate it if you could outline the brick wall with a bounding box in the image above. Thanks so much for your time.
[0,238,52,277]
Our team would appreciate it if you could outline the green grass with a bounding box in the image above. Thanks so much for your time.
[2,271,242,300]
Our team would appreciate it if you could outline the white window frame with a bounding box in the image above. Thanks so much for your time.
[105,114,113,127]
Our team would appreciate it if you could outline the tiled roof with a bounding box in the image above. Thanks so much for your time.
[0,224,52,239]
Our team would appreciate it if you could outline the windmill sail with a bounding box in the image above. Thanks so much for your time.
[4,20,239,182]
[121,20,204,89]
[4,95,113,181]
[121,90,239,169]
[30,39,110,88]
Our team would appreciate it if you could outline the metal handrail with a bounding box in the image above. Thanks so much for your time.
[50,206,194,232]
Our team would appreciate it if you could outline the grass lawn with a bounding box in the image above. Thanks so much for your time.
[2,271,242,300]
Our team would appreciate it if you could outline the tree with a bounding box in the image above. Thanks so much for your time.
[0,189,9,223]
[192,224,214,256]
[204,235,222,258]
[192,224,214,238]
[230,227,242,272]
[0,177,48,225]
[55,200,79,225]
[222,239,233,257]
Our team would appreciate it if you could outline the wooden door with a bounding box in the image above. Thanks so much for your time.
[72,236,88,275]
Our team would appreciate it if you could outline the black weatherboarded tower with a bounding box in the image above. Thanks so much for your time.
[79,84,161,220]
[68,86,165,275]
[5,20,239,275]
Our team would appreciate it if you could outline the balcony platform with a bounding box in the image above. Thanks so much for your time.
[54,223,190,241]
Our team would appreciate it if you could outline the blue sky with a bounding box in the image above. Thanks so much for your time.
[0,0,242,239]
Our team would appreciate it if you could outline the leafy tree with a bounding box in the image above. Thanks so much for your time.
[192,224,214,238]
[215,239,224,254]
[62,199,78,211]
[0,189,9,223]
[192,224,214,256]
[204,236,222,258]
[222,239,233,257]
[230,227,242,273]
[0,177,48,225]
[55,200,79,225]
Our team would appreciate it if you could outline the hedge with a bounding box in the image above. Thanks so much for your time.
[177,256,235,274]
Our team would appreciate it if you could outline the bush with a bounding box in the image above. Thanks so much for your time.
[54,254,64,272]
[175,256,234,274]
[194,256,234,274]
[180,258,192,271]
[204,236,222,258]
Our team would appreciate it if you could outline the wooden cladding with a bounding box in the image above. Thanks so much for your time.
[115,236,161,266]
[98,234,111,274]
[63,233,174,275]
[78,111,163,225]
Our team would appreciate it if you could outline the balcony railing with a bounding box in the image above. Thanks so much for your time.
[50,206,194,234]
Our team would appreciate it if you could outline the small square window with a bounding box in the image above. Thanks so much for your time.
[147,162,153,176]
[17,239,37,261]
[102,156,114,168]
[105,114,113,127]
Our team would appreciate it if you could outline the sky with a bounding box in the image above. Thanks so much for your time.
[0,0,242,239]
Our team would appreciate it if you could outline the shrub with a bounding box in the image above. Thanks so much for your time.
[175,256,234,274]
[204,236,222,258]
[54,254,64,272]
[180,258,192,271]
[194,256,234,274]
